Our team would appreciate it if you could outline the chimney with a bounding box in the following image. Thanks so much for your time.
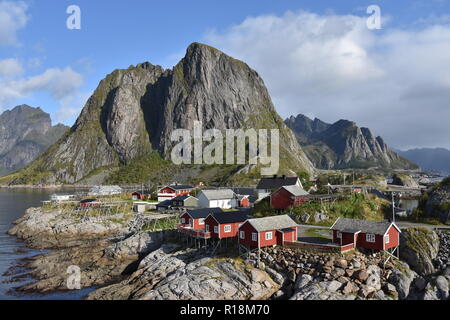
[273,175,278,179]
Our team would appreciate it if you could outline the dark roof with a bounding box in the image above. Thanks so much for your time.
[172,195,190,201]
[166,184,194,190]
[81,199,99,203]
[257,176,299,190]
[185,207,223,219]
[208,210,250,224]
[280,228,296,233]
[331,218,400,235]
[156,199,173,207]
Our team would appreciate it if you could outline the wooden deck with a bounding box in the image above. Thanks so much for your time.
[177,225,212,239]
[284,240,355,253]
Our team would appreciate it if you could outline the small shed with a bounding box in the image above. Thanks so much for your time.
[330,218,401,251]
[132,192,148,201]
[80,199,101,209]
[133,202,150,213]
[171,195,199,208]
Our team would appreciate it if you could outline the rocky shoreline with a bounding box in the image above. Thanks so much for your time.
[4,206,450,300]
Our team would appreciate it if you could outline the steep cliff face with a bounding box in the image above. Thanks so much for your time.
[2,43,314,185]
[0,105,68,176]
[286,114,418,170]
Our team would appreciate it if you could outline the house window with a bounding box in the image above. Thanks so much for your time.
[265,232,273,241]
[224,225,232,233]
[214,226,219,234]
[385,234,390,244]
[205,225,209,232]
[199,219,205,225]
[181,218,185,224]
[337,232,342,239]
[252,233,258,242]
[366,234,376,243]
[240,231,245,239]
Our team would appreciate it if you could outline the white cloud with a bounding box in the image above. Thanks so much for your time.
[206,11,450,149]
[0,58,23,76]
[0,66,84,122]
[0,1,29,46]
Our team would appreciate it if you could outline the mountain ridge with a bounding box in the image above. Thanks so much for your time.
[285,114,418,170]
[0,105,69,176]
[0,43,314,186]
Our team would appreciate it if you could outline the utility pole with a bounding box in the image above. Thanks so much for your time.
[391,191,396,223]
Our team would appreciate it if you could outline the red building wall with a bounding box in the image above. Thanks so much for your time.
[239,222,259,247]
[180,213,205,230]
[271,188,307,210]
[384,225,400,250]
[239,198,251,208]
[205,216,245,239]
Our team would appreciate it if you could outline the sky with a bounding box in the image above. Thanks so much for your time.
[0,0,450,150]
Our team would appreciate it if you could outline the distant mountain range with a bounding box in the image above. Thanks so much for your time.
[285,114,418,170]
[0,105,69,176]
[396,148,450,173]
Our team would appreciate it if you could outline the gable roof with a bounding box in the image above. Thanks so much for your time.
[162,184,193,191]
[185,207,224,219]
[330,218,401,235]
[257,176,300,190]
[208,210,250,224]
[280,185,309,197]
[245,215,298,232]
[199,189,236,200]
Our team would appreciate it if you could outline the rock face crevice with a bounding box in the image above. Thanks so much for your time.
[286,114,418,170]
[5,43,314,184]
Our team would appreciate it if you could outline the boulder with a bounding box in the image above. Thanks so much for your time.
[354,270,369,282]
[342,282,358,295]
[314,212,329,223]
[400,228,440,276]
[320,280,343,293]
[301,214,310,223]
[389,262,417,300]
[435,276,449,299]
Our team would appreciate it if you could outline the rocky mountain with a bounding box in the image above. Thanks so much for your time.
[285,114,418,170]
[0,105,68,176]
[1,43,314,185]
[396,148,450,173]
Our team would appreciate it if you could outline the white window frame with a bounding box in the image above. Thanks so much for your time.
[337,232,342,239]
[181,218,185,224]
[252,233,258,242]
[265,232,273,241]
[366,234,376,243]
[385,234,390,244]
[199,218,205,225]
[224,225,232,233]
[205,224,209,232]
[214,226,219,234]
[240,231,245,239]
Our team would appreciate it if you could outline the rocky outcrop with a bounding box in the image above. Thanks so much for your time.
[4,43,314,185]
[285,114,418,170]
[399,228,440,276]
[392,173,420,188]
[87,244,280,300]
[425,183,450,222]
[0,105,68,176]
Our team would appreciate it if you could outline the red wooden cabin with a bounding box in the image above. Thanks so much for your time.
[158,184,194,202]
[330,218,401,251]
[178,208,223,236]
[270,185,309,210]
[238,195,251,208]
[238,215,298,248]
[132,192,147,201]
[204,210,250,239]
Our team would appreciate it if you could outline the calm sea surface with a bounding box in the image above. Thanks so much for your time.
[0,188,94,300]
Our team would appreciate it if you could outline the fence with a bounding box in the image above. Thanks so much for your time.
[284,241,355,253]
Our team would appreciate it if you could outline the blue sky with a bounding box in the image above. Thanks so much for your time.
[1,0,450,149]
